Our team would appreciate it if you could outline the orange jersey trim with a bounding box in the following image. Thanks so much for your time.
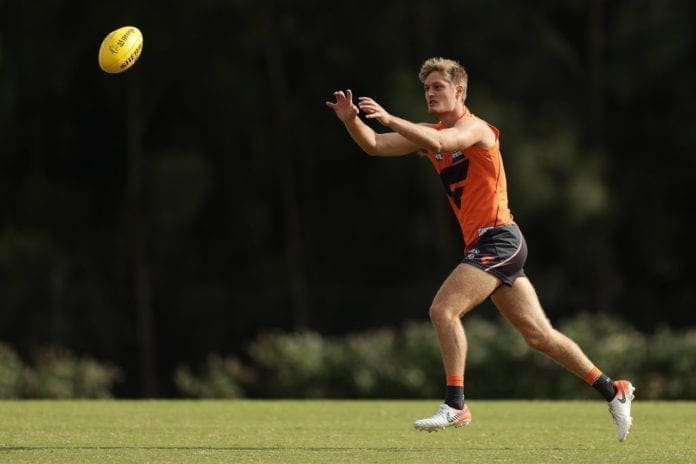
[426,108,515,250]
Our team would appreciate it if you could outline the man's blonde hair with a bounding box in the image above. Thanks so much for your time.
[418,57,468,102]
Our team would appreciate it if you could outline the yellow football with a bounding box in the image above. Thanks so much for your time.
[98,26,143,74]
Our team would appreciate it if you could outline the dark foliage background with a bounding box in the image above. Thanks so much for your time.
[1,0,694,397]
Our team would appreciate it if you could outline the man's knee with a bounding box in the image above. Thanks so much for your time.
[429,302,459,327]
[523,327,555,352]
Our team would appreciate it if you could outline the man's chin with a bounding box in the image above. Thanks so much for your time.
[428,107,443,116]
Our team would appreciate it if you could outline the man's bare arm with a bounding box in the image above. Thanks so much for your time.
[327,89,420,156]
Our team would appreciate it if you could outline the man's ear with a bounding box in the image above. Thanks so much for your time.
[456,85,464,98]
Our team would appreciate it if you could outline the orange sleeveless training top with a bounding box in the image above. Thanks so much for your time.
[426,107,515,250]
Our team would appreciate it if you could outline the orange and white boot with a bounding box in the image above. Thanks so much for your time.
[414,403,472,432]
[608,380,635,442]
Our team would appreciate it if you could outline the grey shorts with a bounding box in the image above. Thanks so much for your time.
[462,224,527,286]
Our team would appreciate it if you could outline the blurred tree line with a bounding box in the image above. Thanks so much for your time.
[1,0,694,397]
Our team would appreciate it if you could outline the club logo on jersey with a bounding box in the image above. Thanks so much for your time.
[434,153,444,161]
[451,151,464,162]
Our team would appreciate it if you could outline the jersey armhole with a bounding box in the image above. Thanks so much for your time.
[487,124,500,142]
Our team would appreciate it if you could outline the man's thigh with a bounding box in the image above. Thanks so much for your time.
[432,263,501,317]
[490,277,553,334]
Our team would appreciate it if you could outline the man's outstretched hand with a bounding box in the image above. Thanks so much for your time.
[326,89,359,122]
[357,96,392,127]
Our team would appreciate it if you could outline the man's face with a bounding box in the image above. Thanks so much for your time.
[423,71,460,115]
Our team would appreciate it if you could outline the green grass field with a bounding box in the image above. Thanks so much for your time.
[1,400,694,463]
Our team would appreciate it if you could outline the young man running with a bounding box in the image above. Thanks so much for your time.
[326,57,635,441]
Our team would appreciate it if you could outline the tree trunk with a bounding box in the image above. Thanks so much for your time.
[263,12,309,331]
[126,75,157,397]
